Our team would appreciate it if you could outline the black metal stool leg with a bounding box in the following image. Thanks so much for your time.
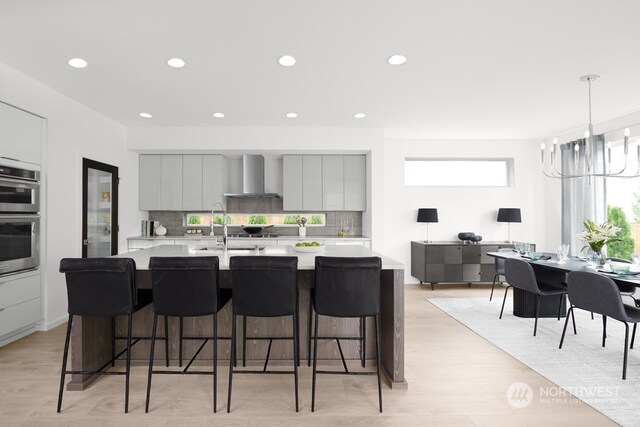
[602,316,607,347]
[533,294,540,336]
[293,312,299,412]
[243,315,247,367]
[164,315,169,367]
[631,323,637,349]
[124,314,133,413]
[145,313,158,413]
[179,316,183,367]
[311,311,319,412]
[227,314,236,413]
[374,314,383,413]
[111,316,116,367]
[361,316,366,368]
[213,313,218,413]
[559,306,572,349]
[57,315,73,413]
[623,322,630,380]
[490,274,498,301]
[308,297,313,367]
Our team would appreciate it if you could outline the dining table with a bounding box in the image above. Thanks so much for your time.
[488,250,640,318]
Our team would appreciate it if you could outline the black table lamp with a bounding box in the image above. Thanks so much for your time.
[497,208,521,243]
[417,208,438,243]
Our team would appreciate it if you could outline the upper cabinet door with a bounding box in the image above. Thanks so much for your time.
[0,102,43,165]
[344,155,366,211]
[322,155,344,210]
[139,155,162,210]
[182,155,203,210]
[161,155,183,210]
[302,156,323,211]
[283,155,303,211]
[202,155,227,210]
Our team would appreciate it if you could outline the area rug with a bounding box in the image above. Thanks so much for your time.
[428,297,640,427]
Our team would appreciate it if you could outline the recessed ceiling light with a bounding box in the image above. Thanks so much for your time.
[286,112,298,118]
[67,58,88,68]
[387,54,407,65]
[354,113,366,119]
[278,55,296,67]
[167,58,186,68]
[138,112,152,118]
[212,112,225,118]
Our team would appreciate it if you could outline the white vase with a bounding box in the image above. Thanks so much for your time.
[299,227,306,237]
[155,224,167,236]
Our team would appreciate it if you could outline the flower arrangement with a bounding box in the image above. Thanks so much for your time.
[576,220,621,254]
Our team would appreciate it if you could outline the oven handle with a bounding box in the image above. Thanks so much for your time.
[0,176,40,186]
[0,214,40,220]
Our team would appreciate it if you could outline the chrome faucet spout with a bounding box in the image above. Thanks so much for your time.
[210,201,228,251]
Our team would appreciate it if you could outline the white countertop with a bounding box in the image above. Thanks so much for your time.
[128,235,371,241]
[114,244,403,270]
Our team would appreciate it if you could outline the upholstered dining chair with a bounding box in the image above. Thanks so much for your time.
[560,271,640,380]
[501,258,568,336]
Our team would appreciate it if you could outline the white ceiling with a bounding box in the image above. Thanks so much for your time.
[1,0,640,139]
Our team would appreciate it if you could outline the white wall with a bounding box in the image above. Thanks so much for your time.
[0,62,145,329]
[383,138,549,282]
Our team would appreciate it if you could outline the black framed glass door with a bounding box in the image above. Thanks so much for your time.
[82,158,118,258]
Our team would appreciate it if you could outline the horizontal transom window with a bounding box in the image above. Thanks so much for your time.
[404,158,513,187]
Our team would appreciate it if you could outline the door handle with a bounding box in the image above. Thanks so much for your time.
[83,239,93,245]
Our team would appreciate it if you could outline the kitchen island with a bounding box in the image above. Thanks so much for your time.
[67,245,406,391]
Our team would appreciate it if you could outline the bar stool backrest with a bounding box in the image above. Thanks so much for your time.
[59,258,136,317]
[229,256,298,317]
[149,256,220,317]
[314,256,382,317]
[567,271,628,319]
[505,258,540,294]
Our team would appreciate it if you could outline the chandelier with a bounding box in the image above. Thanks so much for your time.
[540,74,639,180]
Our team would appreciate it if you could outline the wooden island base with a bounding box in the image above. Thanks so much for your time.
[69,268,406,390]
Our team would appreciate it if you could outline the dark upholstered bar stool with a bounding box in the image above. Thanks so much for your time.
[501,258,568,336]
[311,256,383,412]
[58,258,139,413]
[145,256,231,413]
[227,256,299,413]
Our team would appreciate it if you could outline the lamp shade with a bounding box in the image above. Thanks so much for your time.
[417,208,438,223]
[497,208,521,223]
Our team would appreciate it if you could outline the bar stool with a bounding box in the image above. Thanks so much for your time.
[145,256,231,413]
[227,256,299,413]
[311,256,383,412]
[57,258,139,413]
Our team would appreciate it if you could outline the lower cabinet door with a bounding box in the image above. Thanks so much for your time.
[0,298,41,340]
[462,264,481,282]
[443,264,463,282]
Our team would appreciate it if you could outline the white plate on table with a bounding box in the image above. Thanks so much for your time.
[292,244,324,253]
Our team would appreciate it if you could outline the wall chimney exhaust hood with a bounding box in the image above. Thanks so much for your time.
[224,155,279,197]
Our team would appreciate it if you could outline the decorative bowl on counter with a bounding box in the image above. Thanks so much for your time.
[609,262,631,275]
[293,242,324,253]
[469,235,483,243]
[457,232,475,242]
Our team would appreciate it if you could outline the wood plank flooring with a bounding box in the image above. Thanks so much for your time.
[0,283,616,426]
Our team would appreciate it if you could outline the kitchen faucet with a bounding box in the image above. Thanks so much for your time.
[210,200,228,250]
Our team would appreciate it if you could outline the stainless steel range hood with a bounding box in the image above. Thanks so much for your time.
[224,155,279,197]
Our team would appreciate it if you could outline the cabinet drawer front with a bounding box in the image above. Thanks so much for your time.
[0,273,40,310]
[0,297,40,339]
[462,264,481,282]
[444,246,462,264]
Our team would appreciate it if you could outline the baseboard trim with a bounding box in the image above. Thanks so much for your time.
[36,314,68,331]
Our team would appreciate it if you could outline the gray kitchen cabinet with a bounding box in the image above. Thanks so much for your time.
[322,155,344,210]
[202,155,227,211]
[283,155,323,211]
[411,241,517,289]
[283,155,303,211]
[344,155,366,210]
[139,155,162,210]
[182,155,203,210]
[0,101,43,165]
[183,155,227,211]
[303,156,323,210]
[0,270,41,345]
[160,155,183,210]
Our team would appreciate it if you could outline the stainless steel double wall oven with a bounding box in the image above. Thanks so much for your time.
[0,162,40,275]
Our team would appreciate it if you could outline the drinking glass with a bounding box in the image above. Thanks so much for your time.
[632,253,640,266]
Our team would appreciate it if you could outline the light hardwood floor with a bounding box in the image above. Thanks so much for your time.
[0,283,616,426]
